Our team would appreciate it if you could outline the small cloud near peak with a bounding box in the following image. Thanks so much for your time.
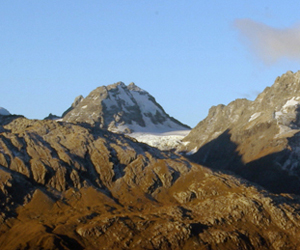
[234,18,300,65]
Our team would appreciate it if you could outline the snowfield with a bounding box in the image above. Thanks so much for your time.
[128,130,191,151]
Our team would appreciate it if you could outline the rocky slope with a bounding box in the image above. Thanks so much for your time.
[61,82,190,134]
[181,70,300,195]
[1,116,300,249]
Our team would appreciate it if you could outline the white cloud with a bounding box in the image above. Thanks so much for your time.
[234,18,300,64]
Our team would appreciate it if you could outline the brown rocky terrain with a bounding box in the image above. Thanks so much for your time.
[1,115,300,249]
[181,70,300,195]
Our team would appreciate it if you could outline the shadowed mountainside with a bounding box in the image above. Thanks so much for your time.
[189,129,300,195]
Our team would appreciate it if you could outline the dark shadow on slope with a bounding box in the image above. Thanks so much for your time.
[55,234,84,250]
[189,129,244,172]
[0,115,25,125]
[241,151,300,194]
[187,129,300,195]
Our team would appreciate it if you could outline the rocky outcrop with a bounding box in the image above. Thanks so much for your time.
[61,94,84,117]
[62,82,190,133]
[0,117,300,249]
[181,70,300,194]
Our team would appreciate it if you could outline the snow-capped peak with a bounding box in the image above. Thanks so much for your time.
[62,82,190,133]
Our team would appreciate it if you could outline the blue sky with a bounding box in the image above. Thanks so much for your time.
[1,1,300,127]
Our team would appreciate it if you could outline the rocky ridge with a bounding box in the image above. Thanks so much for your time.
[181,70,300,194]
[1,116,300,249]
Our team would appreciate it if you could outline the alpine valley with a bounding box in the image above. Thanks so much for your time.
[2,72,300,249]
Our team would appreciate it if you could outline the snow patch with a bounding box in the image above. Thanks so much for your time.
[248,112,262,122]
[274,111,283,120]
[283,97,300,109]
[130,91,160,115]
[129,130,191,151]
[275,97,300,120]
[115,85,135,106]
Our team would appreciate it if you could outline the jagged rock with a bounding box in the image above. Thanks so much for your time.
[61,95,84,118]
[0,117,300,249]
[181,70,300,194]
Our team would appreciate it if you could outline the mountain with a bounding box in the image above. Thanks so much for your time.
[62,82,190,134]
[181,70,300,194]
[0,107,10,116]
[1,116,300,249]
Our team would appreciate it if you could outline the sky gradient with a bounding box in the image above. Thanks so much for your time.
[1,1,300,127]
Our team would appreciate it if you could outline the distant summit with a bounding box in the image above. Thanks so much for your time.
[0,107,10,116]
[62,82,190,133]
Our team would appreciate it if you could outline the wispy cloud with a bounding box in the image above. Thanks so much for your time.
[234,18,300,64]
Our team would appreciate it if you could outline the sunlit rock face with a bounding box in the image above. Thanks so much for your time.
[181,70,300,194]
[1,117,300,249]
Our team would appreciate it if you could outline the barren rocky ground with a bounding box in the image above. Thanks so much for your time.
[0,116,300,249]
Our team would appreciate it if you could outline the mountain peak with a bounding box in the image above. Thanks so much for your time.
[106,81,126,90]
[62,82,190,133]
